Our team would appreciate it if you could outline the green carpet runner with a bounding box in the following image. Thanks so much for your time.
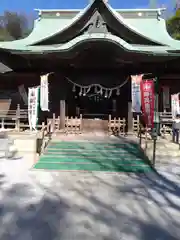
[34,141,153,172]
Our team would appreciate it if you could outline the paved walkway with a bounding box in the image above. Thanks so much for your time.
[0,134,180,239]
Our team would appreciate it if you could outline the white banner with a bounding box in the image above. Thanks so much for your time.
[18,85,28,105]
[40,74,49,111]
[28,87,39,130]
[162,86,170,110]
[171,93,180,118]
[131,75,143,113]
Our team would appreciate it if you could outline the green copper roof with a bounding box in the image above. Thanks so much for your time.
[4,34,178,56]
[0,0,180,56]
[125,17,179,47]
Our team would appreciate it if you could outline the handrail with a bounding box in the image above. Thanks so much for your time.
[40,121,52,154]
[0,108,28,119]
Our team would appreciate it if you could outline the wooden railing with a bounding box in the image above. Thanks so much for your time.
[47,114,83,134]
[0,104,51,132]
[39,121,52,154]
[0,104,28,131]
[47,113,60,133]
[159,112,173,136]
[41,121,52,137]
[108,115,126,135]
[133,116,140,134]
[65,115,82,134]
[132,113,173,136]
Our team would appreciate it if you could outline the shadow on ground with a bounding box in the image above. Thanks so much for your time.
[0,175,70,240]
[0,136,180,239]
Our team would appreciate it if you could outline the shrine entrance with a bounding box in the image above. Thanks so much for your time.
[78,95,112,132]
[57,74,130,132]
[47,70,130,132]
[77,95,112,118]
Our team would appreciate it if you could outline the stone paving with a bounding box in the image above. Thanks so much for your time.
[0,134,180,239]
[141,137,180,167]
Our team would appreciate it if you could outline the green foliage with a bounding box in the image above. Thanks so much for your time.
[166,9,180,39]
[0,27,13,41]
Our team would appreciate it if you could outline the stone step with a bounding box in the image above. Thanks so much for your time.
[34,161,152,172]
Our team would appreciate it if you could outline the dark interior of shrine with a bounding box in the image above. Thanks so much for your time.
[0,71,131,122]
[47,71,131,120]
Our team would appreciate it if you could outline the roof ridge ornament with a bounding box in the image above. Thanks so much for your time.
[157,9,161,21]
[85,10,108,34]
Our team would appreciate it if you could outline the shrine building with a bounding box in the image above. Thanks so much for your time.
[0,0,180,132]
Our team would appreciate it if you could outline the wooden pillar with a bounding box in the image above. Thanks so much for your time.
[128,101,133,134]
[112,99,116,115]
[60,100,66,130]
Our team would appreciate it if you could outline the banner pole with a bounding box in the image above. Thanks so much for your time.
[152,77,158,167]
[145,124,148,151]
[36,86,40,130]
[152,135,157,166]
[139,121,142,146]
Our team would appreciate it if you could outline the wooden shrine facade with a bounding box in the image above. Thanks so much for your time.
[0,1,180,131]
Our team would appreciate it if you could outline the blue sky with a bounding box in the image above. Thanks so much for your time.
[0,0,176,14]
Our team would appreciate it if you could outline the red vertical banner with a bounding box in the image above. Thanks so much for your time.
[141,80,155,128]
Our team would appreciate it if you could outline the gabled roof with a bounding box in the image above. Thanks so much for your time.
[0,0,180,55]
[0,0,180,52]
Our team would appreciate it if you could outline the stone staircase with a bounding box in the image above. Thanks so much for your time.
[34,137,153,173]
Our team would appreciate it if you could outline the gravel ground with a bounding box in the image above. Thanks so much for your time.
[0,134,180,240]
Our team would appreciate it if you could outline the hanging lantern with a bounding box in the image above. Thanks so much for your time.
[83,88,86,96]
[72,85,76,92]
[116,88,120,96]
[108,90,112,98]
[79,88,82,96]
[100,88,103,95]
[105,89,108,98]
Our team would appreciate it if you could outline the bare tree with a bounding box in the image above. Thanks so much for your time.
[0,15,13,41]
